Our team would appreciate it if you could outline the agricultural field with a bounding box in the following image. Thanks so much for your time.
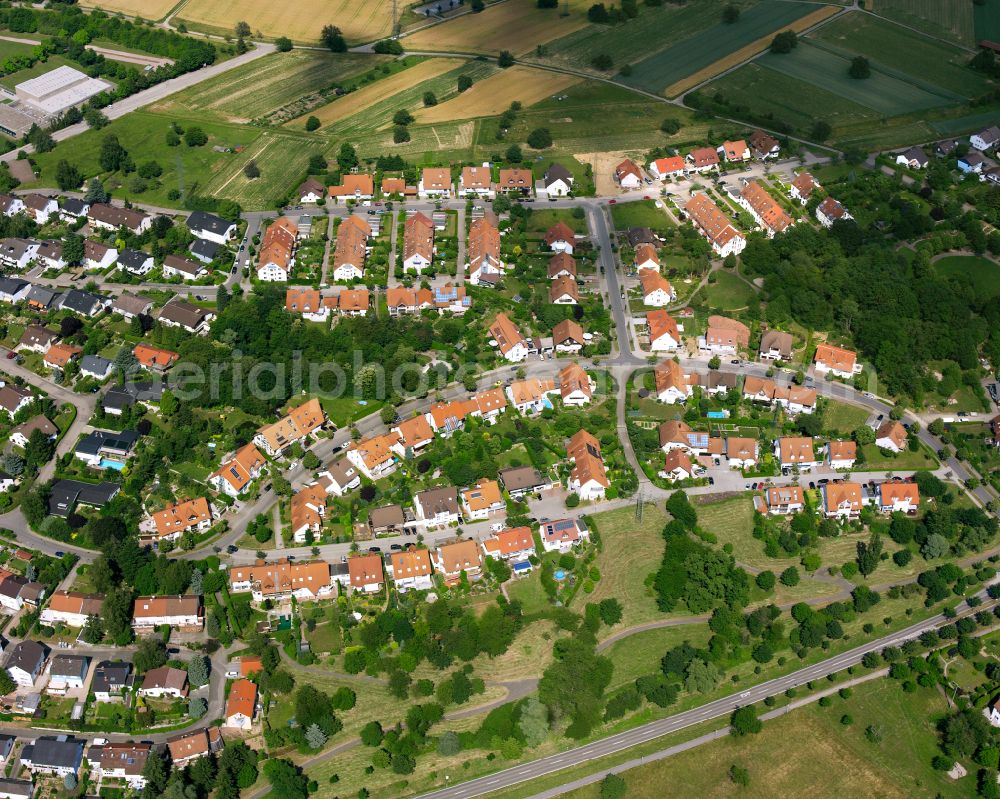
[618,0,830,96]
[293,57,470,130]
[79,0,176,20]
[700,62,880,139]
[26,110,264,208]
[402,0,593,55]
[151,50,380,124]
[559,679,963,799]
[201,130,317,208]
[811,12,986,98]
[412,67,580,123]
[869,0,977,46]
[540,0,722,72]
[758,42,954,116]
[933,255,1000,300]
[176,0,395,43]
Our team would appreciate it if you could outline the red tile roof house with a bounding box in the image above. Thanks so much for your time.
[789,172,818,204]
[418,167,453,199]
[762,485,805,515]
[639,269,675,307]
[482,527,536,564]
[131,595,203,632]
[653,359,697,404]
[403,212,435,274]
[459,165,495,198]
[224,679,258,730]
[685,146,720,174]
[649,155,685,180]
[646,309,681,352]
[720,139,750,162]
[821,481,864,519]
[208,443,266,497]
[737,180,794,237]
[698,315,749,355]
[432,539,483,584]
[875,420,908,453]
[816,197,853,228]
[875,481,920,513]
[825,440,857,469]
[138,666,188,698]
[544,221,576,254]
[813,343,862,378]
[347,553,384,593]
[773,436,817,471]
[660,449,697,482]
[614,158,643,189]
[553,318,586,354]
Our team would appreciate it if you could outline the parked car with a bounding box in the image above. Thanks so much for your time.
[368,546,382,553]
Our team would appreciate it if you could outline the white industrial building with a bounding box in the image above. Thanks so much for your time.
[15,67,112,116]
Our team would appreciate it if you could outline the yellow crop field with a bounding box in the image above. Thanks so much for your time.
[404,0,592,55]
[413,66,579,123]
[292,58,465,128]
[79,0,177,20]
[176,0,395,44]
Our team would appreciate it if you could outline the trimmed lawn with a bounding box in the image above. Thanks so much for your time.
[558,679,962,799]
[700,271,756,311]
[506,571,552,616]
[822,400,869,435]
[610,200,672,233]
[305,620,342,654]
[859,443,937,471]
[584,504,669,635]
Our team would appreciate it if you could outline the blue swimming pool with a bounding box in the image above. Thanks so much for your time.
[554,569,567,580]
[99,458,125,471]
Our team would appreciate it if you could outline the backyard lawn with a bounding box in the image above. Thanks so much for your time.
[859,443,937,471]
[610,200,673,233]
[506,570,552,616]
[933,255,1000,300]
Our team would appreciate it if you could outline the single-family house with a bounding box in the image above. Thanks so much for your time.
[187,211,236,244]
[814,343,861,378]
[149,497,213,543]
[896,146,929,169]
[19,736,84,777]
[658,420,710,455]
[467,215,504,285]
[482,527,535,563]
[498,465,550,499]
[774,436,816,471]
[496,168,533,195]
[763,485,804,515]
[331,215,370,282]
[225,679,257,730]
[700,315,750,354]
[338,287,370,316]
[816,197,852,228]
[413,486,462,529]
[0,238,39,271]
[21,194,58,225]
[661,449,696,482]
[789,172,817,204]
[638,269,675,307]
[39,591,103,628]
[749,129,780,159]
[0,277,29,304]
[544,221,576,254]
[46,655,89,694]
[549,274,579,304]
[543,164,573,196]
[614,159,643,189]
[73,429,139,468]
[89,742,151,789]
[553,318,586,354]
[87,204,151,234]
[970,125,1000,151]
[432,539,483,583]
[875,419,908,453]
[875,481,920,513]
[387,548,434,592]
[208,443,266,497]
[0,385,33,418]
[166,729,221,767]
[649,155,686,180]
[653,359,697,404]
[821,481,863,519]
[79,355,112,380]
[5,641,47,687]
[959,152,986,174]
[461,478,504,520]
[347,554,384,593]
[158,300,214,334]
[540,518,589,553]
[131,595,202,632]
[759,330,794,361]
[506,377,558,415]
[137,667,188,699]
[686,147,720,173]
[316,457,360,498]
[162,254,208,281]
[9,416,56,449]
[489,312,529,362]
[327,174,375,201]
[91,661,131,702]
[34,241,64,271]
[566,429,609,501]
[117,248,154,276]
[647,309,681,351]
[721,139,750,162]
[459,165,494,198]
[418,167,453,199]
[285,286,328,322]
[43,343,82,371]
[559,362,594,406]
[253,398,326,457]
[391,415,436,457]
[297,178,325,204]
[111,292,151,319]
[826,440,857,469]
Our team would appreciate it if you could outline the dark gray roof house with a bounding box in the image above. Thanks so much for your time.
[48,480,120,517]
[5,640,47,679]
[187,211,235,239]
[49,655,89,681]
[74,429,140,460]
[80,355,112,379]
[625,227,657,248]
[544,163,573,188]
[101,389,135,415]
[498,465,549,496]
[25,285,61,310]
[60,198,90,218]
[59,289,107,317]
[92,661,131,696]
[158,300,213,332]
[111,293,152,318]
[0,734,15,761]
[20,735,85,773]
[189,238,222,263]
[368,504,405,532]
[0,277,29,302]
[116,248,152,275]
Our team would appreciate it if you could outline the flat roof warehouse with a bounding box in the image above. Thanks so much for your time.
[15,66,112,115]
